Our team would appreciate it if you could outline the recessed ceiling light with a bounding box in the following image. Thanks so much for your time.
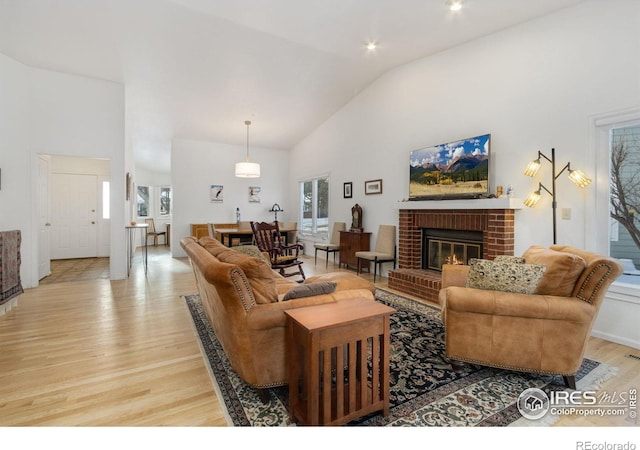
[365,41,378,51]
[446,0,463,12]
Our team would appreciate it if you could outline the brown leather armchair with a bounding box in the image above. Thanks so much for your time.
[439,245,623,388]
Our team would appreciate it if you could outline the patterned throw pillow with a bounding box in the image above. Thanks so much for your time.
[232,245,270,265]
[465,258,546,294]
[282,282,337,301]
[494,255,526,264]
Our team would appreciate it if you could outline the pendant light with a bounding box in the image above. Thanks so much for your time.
[235,120,260,178]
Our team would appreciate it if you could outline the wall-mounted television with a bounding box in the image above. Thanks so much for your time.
[409,133,490,200]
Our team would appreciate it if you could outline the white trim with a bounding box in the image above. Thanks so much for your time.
[586,107,640,350]
[397,197,524,210]
[586,107,640,256]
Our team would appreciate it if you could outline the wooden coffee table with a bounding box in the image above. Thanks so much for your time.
[285,299,395,426]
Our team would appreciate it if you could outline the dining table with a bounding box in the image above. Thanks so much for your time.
[215,225,297,247]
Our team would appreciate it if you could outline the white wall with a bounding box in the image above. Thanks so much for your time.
[171,138,290,257]
[0,54,31,283]
[28,67,126,282]
[289,0,640,348]
[0,54,126,286]
[290,0,640,257]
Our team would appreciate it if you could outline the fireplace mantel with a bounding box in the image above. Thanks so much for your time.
[397,197,523,210]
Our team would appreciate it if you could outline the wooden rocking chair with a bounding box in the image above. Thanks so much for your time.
[250,221,305,282]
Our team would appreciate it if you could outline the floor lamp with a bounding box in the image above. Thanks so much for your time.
[523,148,591,244]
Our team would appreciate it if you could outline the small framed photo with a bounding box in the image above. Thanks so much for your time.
[249,186,261,203]
[365,179,383,195]
[210,184,224,203]
[343,182,352,198]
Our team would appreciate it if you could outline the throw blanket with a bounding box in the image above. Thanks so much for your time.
[0,230,24,305]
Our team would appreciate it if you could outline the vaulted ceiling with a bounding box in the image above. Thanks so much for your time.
[0,0,586,173]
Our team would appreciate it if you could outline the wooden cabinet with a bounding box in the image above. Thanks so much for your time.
[339,231,371,271]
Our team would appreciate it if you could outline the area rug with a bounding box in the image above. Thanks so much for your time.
[183,289,617,427]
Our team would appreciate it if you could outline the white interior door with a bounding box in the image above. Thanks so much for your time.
[37,155,51,279]
[51,173,98,259]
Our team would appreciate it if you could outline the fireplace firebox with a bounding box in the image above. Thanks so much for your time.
[423,229,483,271]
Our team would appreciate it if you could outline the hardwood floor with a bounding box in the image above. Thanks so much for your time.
[39,257,110,285]
[1,245,638,428]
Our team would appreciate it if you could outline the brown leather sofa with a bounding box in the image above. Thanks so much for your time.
[181,236,376,398]
[439,245,623,388]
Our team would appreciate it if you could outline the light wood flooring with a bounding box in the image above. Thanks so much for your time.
[39,257,110,285]
[1,245,638,428]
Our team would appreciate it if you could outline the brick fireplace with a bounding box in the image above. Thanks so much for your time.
[388,201,518,303]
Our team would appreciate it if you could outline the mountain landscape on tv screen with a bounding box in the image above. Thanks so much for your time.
[409,134,490,198]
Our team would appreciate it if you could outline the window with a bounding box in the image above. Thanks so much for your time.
[610,125,640,270]
[159,186,172,216]
[300,176,329,234]
[137,185,150,217]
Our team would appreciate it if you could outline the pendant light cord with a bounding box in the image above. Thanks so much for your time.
[245,120,251,161]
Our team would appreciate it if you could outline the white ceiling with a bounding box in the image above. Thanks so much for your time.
[0,0,586,173]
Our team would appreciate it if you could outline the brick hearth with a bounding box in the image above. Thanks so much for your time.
[388,206,516,302]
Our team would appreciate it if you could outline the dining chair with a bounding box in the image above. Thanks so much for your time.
[207,223,217,239]
[145,218,167,246]
[284,221,298,247]
[313,222,345,267]
[235,221,254,246]
[355,224,396,282]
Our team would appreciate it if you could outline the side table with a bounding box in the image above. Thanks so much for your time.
[125,223,148,276]
[285,299,395,426]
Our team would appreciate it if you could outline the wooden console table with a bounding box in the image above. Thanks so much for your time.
[339,230,371,271]
[285,299,395,426]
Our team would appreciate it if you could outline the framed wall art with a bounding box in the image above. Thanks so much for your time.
[365,179,383,195]
[210,184,224,203]
[249,186,261,203]
[343,182,352,198]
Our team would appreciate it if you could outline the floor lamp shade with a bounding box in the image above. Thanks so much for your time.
[523,148,591,244]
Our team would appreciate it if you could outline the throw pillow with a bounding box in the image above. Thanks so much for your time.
[523,246,586,297]
[494,255,526,264]
[215,249,278,304]
[274,255,296,264]
[465,258,546,295]
[282,281,337,301]
[232,245,271,265]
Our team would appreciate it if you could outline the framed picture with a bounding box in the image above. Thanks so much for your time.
[365,179,383,195]
[343,182,352,198]
[210,184,224,203]
[249,186,261,203]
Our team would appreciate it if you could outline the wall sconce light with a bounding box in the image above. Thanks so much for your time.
[524,148,591,243]
[235,120,260,178]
